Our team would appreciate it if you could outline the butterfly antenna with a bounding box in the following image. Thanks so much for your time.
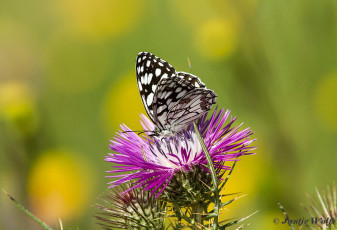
[122,130,153,136]
[137,131,146,136]
[187,57,192,69]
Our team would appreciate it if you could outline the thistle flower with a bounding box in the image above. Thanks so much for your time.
[96,184,166,230]
[302,182,337,229]
[105,108,256,201]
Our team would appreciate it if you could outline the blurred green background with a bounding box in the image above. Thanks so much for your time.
[1,0,336,229]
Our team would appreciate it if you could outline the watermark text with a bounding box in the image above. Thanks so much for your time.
[273,215,336,227]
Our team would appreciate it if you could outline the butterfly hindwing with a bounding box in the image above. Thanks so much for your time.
[176,72,206,89]
[166,88,216,130]
[153,76,197,127]
[153,72,208,125]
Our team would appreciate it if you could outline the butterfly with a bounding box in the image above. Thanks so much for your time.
[136,52,216,137]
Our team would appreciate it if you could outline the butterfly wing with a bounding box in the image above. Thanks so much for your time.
[153,72,209,127]
[165,88,217,131]
[153,76,194,127]
[136,52,176,125]
[136,52,217,134]
[176,72,206,88]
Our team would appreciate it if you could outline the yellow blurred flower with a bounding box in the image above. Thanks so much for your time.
[217,141,267,223]
[44,33,111,94]
[0,81,38,134]
[195,18,239,60]
[27,150,94,223]
[169,0,243,60]
[223,153,263,197]
[101,72,146,134]
[314,73,337,131]
[55,0,146,40]
[169,0,240,31]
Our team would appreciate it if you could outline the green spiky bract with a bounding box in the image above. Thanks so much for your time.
[2,189,53,230]
[96,184,167,230]
[160,123,254,229]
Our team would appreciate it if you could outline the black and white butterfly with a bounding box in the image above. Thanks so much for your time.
[136,52,216,137]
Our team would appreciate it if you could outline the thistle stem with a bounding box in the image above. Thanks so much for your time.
[193,122,219,230]
[192,203,203,229]
[2,189,53,230]
[277,202,296,230]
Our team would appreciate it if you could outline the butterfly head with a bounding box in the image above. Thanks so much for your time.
[151,125,180,138]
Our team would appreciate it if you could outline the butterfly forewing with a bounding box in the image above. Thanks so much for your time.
[136,52,176,123]
[166,88,216,130]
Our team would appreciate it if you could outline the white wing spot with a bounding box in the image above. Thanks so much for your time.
[141,66,144,73]
[147,73,152,84]
[157,105,167,114]
[169,81,175,88]
[146,60,150,67]
[164,91,172,99]
[152,84,157,92]
[190,98,201,107]
[144,73,148,84]
[147,93,154,106]
[138,80,143,91]
[142,56,146,60]
[161,111,167,119]
[175,110,184,118]
[162,73,168,79]
[155,68,161,76]
[177,90,186,98]
[176,87,182,93]
[159,62,164,66]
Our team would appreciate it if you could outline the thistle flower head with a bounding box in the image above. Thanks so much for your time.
[105,108,256,200]
[96,185,166,230]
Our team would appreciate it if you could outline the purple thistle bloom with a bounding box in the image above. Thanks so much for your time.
[106,108,256,198]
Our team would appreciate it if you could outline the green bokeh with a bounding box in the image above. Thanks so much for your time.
[1,0,337,229]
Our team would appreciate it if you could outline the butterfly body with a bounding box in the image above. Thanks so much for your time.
[136,52,216,137]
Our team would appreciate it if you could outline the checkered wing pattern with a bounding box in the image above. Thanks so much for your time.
[136,52,216,136]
